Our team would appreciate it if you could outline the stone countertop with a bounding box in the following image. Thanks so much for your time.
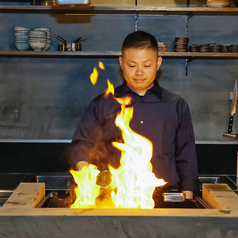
[0,183,238,238]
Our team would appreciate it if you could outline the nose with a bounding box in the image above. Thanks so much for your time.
[135,65,143,75]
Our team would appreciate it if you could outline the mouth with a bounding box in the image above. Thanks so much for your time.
[134,79,145,84]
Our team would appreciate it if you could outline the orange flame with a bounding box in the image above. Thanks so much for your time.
[105,79,114,97]
[109,97,166,208]
[90,67,98,85]
[70,165,100,208]
[99,61,105,70]
[70,75,166,209]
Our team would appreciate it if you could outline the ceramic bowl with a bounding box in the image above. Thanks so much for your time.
[44,40,51,51]
[15,41,30,51]
[28,40,47,51]
[28,29,47,51]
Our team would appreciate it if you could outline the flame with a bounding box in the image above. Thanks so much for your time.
[70,69,166,209]
[99,61,105,70]
[109,97,166,208]
[105,79,114,96]
[70,165,100,208]
[90,67,98,85]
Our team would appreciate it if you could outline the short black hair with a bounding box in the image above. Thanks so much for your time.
[121,31,158,54]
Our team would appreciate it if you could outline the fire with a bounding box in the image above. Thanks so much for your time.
[90,62,105,85]
[109,97,166,208]
[90,67,98,85]
[105,79,114,96]
[99,61,105,70]
[70,165,100,208]
[70,64,166,209]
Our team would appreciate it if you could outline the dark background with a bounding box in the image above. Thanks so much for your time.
[0,143,236,175]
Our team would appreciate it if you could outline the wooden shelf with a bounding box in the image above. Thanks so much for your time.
[1,51,238,58]
[0,51,121,58]
[159,52,238,59]
[0,5,238,15]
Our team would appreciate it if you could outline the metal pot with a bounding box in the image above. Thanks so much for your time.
[66,42,82,51]
[58,42,82,51]
[58,44,67,51]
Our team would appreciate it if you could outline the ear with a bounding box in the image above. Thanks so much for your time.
[119,56,123,69]
[157,56,162,70]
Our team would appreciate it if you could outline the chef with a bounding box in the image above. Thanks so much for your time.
[70,31,198,200]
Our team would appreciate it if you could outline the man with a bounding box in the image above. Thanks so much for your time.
[70,31,198,200]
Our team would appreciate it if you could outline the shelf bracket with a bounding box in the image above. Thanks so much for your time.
[134,12,138,31]
[186,58,188,76]
[187,13,193,20]
[185,57,193,76]
[134,0,138,31]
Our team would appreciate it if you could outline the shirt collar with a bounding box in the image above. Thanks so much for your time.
[114,81,132,97]
[115,80,162,100]
[150,80,162,99]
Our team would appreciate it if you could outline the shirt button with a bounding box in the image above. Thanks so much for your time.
[140,120,144,124]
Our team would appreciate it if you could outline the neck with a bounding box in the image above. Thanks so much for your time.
[127,83,154,96]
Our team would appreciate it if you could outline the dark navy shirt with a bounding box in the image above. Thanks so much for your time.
[71,80,198,191]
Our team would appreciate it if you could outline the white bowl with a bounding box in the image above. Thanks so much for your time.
[14,26,30,31]
[15,41,30,51]
[33,27,51,33]
[29,41,47,51]
[44,40,51,51]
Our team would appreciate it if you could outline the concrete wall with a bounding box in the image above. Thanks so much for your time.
[0,1,238,141]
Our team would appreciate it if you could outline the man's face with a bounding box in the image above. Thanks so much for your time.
[119,48,162,95]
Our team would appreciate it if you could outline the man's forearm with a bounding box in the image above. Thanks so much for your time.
[70,140,93,169]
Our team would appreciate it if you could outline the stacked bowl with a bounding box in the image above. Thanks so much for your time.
[14,27,30,51]
[32,27,51,51]
[174,37,189,52]
[28,28,48,51]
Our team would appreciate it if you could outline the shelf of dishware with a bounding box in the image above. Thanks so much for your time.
[0,5,238,15]
[1,51,238,59]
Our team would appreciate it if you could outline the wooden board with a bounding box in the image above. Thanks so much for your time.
[3,183,45,209]
[202,183,238,210]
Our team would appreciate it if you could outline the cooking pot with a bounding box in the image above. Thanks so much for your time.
[66,42,82,51]
[56,35,87,51]
[58,42,82,51]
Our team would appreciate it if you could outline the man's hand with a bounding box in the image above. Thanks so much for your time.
[76,161,89,171]
[182,190,193,200]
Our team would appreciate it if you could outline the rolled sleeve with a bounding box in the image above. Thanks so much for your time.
[70,100,103,167]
